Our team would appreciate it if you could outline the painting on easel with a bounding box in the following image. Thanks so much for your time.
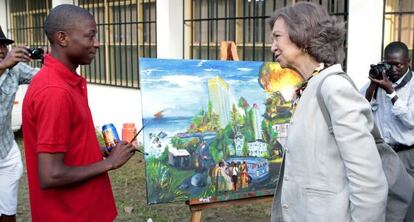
[139,58,302,204]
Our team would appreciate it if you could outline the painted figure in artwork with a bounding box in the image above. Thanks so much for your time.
[241,161,249,189]
[231,162,238,191]
[215,161,224,193]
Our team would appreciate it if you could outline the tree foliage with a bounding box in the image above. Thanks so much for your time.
[188,101,221,133]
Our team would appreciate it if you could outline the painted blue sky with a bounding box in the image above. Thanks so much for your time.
[139,58,268,118]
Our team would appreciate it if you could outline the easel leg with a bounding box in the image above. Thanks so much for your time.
[190,210,202,222]
[187,196,273,221]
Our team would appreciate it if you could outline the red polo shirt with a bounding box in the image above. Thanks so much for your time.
[22,55,117,222]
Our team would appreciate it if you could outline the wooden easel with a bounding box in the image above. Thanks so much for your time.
[220,41,239,61]
[187,42,273,221]
[187,194,273,222]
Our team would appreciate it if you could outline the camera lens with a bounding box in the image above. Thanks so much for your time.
[27,48,44,60]
[369,62,392,80]
[369,64,382,80]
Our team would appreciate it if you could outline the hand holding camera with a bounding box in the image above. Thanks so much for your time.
[368,62,394,94]
[0,46,45,70]
[0,46,31,69]
[27,47,44,60]
[369,62,392,80]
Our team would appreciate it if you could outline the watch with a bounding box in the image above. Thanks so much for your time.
[386,91,397,99]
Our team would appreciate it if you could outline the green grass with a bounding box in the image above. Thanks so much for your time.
[15,134,271,222]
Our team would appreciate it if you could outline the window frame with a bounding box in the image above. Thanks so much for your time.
[382,0,414,68]
[7,0,157,89]
[183,0,349,63]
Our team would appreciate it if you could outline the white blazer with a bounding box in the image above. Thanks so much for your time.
[272,64,388,222]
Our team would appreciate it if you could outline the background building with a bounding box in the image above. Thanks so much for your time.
[0,0,412,137]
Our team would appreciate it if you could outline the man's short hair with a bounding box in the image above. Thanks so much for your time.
[44,4,94,44]
[384,41,409,59]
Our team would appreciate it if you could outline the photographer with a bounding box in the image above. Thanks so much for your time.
[0,26,40,222]
[363,41,414,221]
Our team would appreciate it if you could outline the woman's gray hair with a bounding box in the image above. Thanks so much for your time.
[268,2,346,66]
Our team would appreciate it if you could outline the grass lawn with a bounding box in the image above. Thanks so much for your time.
[14,134,272,222]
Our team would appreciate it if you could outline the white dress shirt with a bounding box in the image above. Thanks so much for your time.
[361,69,414,146]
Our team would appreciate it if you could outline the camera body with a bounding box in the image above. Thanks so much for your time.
[27,47,44,60]
[369,62,392,80]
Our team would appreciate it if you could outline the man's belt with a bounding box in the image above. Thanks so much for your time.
[391,143,414,152]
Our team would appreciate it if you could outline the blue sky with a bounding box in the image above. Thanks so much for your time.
[139,58,268,118]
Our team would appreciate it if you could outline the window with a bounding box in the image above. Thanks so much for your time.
[383,0,414,67]
[7,0,156,89]
[78,0,157,88]
[183,0,348,62]
[7,0,52,68]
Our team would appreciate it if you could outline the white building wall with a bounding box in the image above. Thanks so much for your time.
[53,0,73,7]
[347,0,384,89]
[0,0,7,34]
[87,85,143,139]
[156,0,183,59]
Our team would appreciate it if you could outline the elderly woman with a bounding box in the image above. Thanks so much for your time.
[269,2,387,222]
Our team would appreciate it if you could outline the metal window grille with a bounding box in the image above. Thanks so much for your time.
[183,0,348,63]
[7,0,156,89]
[383,0,414,68]
[6,0,51,68]
[77,0,157,88]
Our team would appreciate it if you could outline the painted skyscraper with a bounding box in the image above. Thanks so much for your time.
[208,76,231,128]
[252,103,262,140]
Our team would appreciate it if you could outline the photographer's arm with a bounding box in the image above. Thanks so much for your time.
[0,46,30,69]
[0,46,31,85]
[16,62,40,84]
[369,72,397,103]
[370,73,414,127]
[0,65,5,78]
[19,47,50,83]
[364,81,378,101]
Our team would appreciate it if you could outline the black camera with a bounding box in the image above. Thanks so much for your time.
[369,62,392,80]
[27,47,44,60]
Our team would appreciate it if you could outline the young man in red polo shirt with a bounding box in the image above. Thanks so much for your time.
[22,4,136,222]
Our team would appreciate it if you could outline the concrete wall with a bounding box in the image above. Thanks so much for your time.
[0,0,8,36]
[346,0,384,89]
[87,85,143,139]
[156,0,183,59]
[52,0,73,7]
